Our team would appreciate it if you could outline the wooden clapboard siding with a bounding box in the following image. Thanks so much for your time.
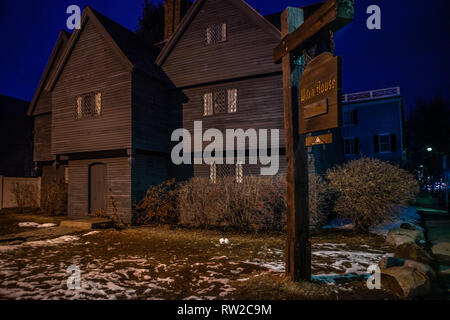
[33,114,54,162]
[131,72,171,153]
[52,18,132,155]
[161,0,281,88]
[131,153,168,205]
[181,73,285,150]
[68,157,131,222]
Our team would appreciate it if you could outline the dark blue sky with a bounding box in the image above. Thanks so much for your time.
[0,0,449,114]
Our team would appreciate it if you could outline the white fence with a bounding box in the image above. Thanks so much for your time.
[0,176,41,209]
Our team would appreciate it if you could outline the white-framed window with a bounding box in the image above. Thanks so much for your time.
[235,162,243,183]
[344,137,355,155]
[75,92,102,119]
[203,93,213,116]
[227,88,238,113]
[206,23,227,45]
[379,134,391,153]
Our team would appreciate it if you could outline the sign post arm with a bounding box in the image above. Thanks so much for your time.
[281,7,311,282]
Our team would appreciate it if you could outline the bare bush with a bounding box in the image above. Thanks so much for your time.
[326,158,419,233]
[308,174,331,227]
[178,175,286,232]
[41,181,67,216]
[134,180,179,226]
[12,183,38,213]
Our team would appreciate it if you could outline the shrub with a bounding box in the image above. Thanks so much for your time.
[308,174,331,227]
[12,183,39,213]
[326,158,419,233]
[134,179,179,225]
[41,181,67,216]
[177,175,286,232]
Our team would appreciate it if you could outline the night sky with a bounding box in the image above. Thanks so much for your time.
[0,0,449,115]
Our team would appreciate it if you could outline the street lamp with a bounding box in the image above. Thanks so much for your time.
[427,147,433,152]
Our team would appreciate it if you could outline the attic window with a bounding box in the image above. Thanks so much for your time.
[206,23,226,45]
[75,92,102,119]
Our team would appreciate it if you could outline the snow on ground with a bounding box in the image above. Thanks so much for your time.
[0,235,80,253]
[323,206,422,236]
[18,222,57,228]
[370,206,422,235]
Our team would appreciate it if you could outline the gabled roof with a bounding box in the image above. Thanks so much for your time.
[46,6,168,92]
[27,30,71,116]
[156,0,281,66]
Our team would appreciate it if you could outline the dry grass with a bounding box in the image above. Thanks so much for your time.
[0,223,397,300]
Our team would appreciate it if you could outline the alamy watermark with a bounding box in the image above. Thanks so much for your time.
[366,5,381,30]
[66,265,81,290]
[366,265,381,290]
[171,121,280,176]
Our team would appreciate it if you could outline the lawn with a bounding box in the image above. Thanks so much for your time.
[0,221,398,300]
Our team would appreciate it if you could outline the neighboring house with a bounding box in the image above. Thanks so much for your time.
[0,94,34,177]
[341,87,406,165]
[28,0,342,222]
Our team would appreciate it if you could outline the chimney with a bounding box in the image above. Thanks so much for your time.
[164,0,191,40]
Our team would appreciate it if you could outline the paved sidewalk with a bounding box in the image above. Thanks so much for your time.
[419,206,450,298]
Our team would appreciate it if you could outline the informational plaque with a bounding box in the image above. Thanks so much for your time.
[299,52,342,134]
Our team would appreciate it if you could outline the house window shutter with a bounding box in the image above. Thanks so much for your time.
[390,133,397,152]
[352,110,358,125]
[354,137,359,154]
[373,135,380,153]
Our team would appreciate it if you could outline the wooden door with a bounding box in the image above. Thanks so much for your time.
[89,163,106,214]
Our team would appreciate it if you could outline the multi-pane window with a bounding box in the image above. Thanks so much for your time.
[209,163,243,183]
[203,89,238,116]
[379,134,391,153]
[75,92,102,119]
[206,23,227,45]
[235,162,243,183]
[227,89,237,113]
[343,110,357,126]
[210,162,217,183]
[203,93,213,116]
[344,138,355,155]
[214,90,226,114]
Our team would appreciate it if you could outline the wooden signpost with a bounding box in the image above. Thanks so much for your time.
[275,0,353,282]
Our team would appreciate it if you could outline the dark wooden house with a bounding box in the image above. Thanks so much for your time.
[31,7,173,222]
[157,0,286,179]
[30,0,342,222]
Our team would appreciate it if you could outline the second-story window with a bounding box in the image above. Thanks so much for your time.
[227,89,237,113]
[75,92,102,119]
[206,23,227,45]
[203,89,238,116]
[343,109,358,126]
[203,93,213,116]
